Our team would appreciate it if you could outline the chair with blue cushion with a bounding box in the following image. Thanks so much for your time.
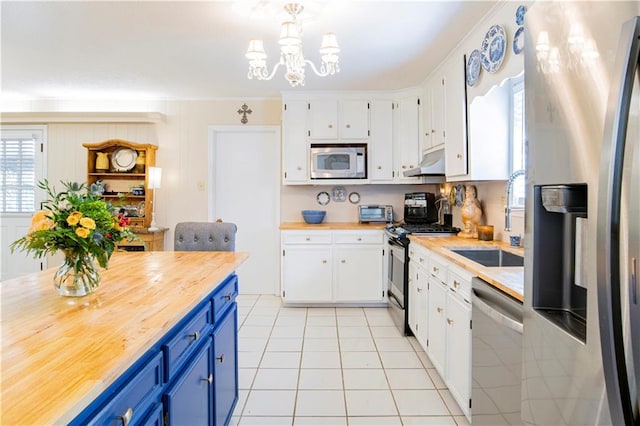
[173,221,237,252]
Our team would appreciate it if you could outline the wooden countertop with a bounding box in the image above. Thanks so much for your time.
[280,222,389,230]
[408,236,524,301]
[0,251,248,425]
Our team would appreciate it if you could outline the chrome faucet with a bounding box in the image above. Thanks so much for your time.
[505,169,526,231]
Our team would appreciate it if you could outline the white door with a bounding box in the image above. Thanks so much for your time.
[210,126,280,295]
[1,125,47,281]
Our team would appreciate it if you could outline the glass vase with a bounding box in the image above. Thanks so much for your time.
[53,251,101,296]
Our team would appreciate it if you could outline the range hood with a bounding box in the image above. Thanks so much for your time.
[403,149,446,182]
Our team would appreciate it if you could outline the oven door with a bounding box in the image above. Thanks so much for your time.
[387,237,407,333]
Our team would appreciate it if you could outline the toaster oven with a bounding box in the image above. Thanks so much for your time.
[359,205,393,223]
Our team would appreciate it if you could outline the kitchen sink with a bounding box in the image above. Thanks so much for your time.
[451,248,524,267]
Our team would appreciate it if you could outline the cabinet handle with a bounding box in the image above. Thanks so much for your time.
[341,259,346,263]
[437,307,443,313]
[457,154,462,159]
[453,281,460,289]
[217,354,225,363]
[447,318,453,325]
[117,407,133,426]
[189,331,200,341]
[202,373,213,384]
[432,267,439,273]
[346,124,351,128]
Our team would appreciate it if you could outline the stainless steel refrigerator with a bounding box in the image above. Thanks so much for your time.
[524,2,639,425]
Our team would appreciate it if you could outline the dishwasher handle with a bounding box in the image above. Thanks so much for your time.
[473,290,523,334]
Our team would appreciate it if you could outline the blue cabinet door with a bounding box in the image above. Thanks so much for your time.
[164,339,213,426]
[213,304,238,426]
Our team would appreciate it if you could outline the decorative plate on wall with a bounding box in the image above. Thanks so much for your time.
[332,186,346,202]
[317,191,330,206]
[480,24,507,73]
[513,26,525,55]
[466,49,481,87]
[111,148,137,172]
[516,5,527,25]
[348,192,361,204]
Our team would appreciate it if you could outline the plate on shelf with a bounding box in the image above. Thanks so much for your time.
[111,148,138,172]
[466,49,481,87]
[480,24,507,73]
[513,26,524,55]
[455,184,466,207]
[317,191,330,206]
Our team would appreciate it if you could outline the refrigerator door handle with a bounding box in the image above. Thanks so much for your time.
[472,291,523,334]
[596,16,640,426]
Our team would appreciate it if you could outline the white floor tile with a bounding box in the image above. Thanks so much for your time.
[266,338,303,352]
[301,351,341,368]
[339,337,376,352]
[303,338,340,352]
[401,416,457,425]
[239,337,268,353]
[337,326,371,338]
[270,326,305,338]
[238,368,257,389]
[335,307,365,316]
[365,315,396,326]
[242,390,296,416]
[427,368,447,389]
[238,351,264,368]
[373,337,415,352]
[345,390,398,416]
[385,369,435,390]
[275,316,306,327]
[239,326,273,339]
[341,351,382,369]
[306,315,337,326]
[378,351,423,369]
[250,307,282,316]
[337,315,368,327]
[295,390,346,416]
[438,389,464,416]
[392,390,449,416]
[363,307,392,316]
[416,350,435,369]
[347,416,402,425]
[239,416,293,425]
[230,415,241,426]
[305,326,338,339]
[259,352,301,369]
[242,315,277,327]
[306,307,336,316]
[277,307,308,317]
[342,369,388,390]
[453,415,471,425]
[254,295,283,306]
[294,417,347,425]
[370,326,404,338]
[252,368,299,390]
[298,368,343,390]
[233,389,250,417]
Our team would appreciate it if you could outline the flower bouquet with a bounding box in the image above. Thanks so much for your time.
[10,180,139,296]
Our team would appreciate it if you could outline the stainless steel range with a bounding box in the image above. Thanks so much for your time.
[385,217,460,336]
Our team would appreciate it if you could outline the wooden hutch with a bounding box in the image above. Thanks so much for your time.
[83,139,166,251]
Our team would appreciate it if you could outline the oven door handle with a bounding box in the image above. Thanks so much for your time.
[388,290,403,310]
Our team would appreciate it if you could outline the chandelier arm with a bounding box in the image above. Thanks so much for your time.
[304,59,330,77]
[263,61,284,80]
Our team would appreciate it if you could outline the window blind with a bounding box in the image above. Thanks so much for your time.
[0,137,37,213]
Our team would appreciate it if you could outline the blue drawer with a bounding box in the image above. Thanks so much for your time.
[86,352,163,426]
[162,302,212,382]
[212,275,238,321]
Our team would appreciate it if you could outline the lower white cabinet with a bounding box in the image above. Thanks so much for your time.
[445,288,471,417]
[427,276,448,375]
[408,245,430,349]
[281,230,385,304]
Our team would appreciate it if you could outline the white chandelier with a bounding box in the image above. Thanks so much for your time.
[245,2,340,87]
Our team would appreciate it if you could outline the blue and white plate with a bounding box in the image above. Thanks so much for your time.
[481,24,507,73]
[516,5,527,26]
[466,49,481,87]
[513,26,524,55]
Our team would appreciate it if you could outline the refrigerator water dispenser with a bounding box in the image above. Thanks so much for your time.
[533,184,588,342]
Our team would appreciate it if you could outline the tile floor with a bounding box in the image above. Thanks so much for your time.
[232,295,470,426]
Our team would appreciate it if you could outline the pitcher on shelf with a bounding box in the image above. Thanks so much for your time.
[458,185,482,238]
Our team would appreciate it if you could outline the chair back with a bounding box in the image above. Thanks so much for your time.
[174,221,237,252]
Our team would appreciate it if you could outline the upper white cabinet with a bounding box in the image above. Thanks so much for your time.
[368,100,394,182]
[282,100,309,184]
[308,99,369,140]
[443,55,469,178]
[422,74,445,153]
[392,93,422,183]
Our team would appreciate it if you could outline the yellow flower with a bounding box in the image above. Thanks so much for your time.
[67,211,83,226]
[79,217,96,230]
[75,227,90,238]
[27,210,55,234]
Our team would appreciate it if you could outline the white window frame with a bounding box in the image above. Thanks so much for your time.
[509,75,526,211]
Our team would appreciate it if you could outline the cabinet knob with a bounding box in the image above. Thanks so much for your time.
[447,318,453,325]
[377,165,382,170]
[202,373,214,384]
[189,331,200,341]
[437,307,443,313]
[305,237,311,241]
[297,166,302,170]
[453,281,460,289]
[117,407,133,426]
[328,124,333,128]
[432,267,439,273]
[224,293,233,300]
[216,354,225,363]
[341,259,346,263]
[457,154,462,159]
[432,129,436,133]
[402,165,407,169]
[425,132,430,136]
[346,124,351,128]
[322,260,328,264]
[417,288,422,293]
[357,237,362,241]
[419,257,425,263]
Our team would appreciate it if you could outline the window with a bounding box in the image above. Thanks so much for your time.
[0,127,46,213]
[510,76,526,208]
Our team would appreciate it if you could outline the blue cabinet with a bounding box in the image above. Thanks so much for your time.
[71,273,239,426]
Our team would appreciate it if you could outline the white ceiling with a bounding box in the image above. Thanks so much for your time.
[1,1,497,101]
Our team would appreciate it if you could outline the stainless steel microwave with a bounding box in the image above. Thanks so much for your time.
[309,143,367,180]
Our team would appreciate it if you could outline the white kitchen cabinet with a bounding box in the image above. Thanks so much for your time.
[281,230,385,304]
[308,99,369,140]
[446,289,472,417]
[409,244,430,347]
[368,100,394,182]
[392,93,421,183]
[444,54,469,178]
[282,100,309,184]
[427,276,447,376]
[422,75,445,152]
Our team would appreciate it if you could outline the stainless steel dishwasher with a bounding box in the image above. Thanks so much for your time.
[471,277,523,425]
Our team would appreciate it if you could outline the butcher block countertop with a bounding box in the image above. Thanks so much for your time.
[0,251,248,425]
[409,236,525,301]
[280,221,389,230]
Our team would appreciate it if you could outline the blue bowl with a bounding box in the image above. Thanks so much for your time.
[301,210,326,224]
